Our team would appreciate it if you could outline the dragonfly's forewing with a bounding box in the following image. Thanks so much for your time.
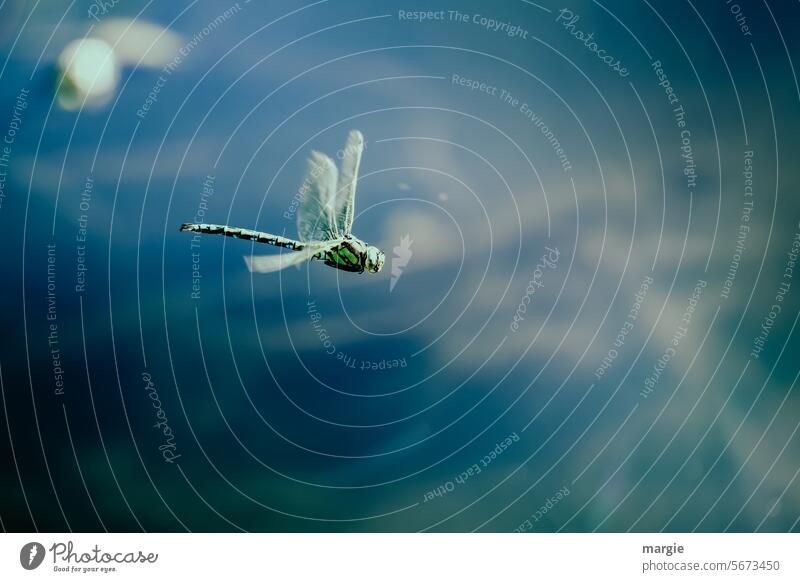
[297,151,339,242]
[244,241,336,274]
[336,129,364,236]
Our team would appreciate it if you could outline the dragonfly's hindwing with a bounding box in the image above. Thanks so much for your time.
[246,241,336,274]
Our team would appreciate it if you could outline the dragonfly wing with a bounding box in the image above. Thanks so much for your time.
[297,152,339,242]
[244,242,334,274]
[336,129,364,235]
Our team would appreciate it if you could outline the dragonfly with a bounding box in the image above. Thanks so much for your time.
[180,130,385,274]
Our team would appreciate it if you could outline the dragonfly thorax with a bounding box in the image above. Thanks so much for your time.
[320,237,384,274]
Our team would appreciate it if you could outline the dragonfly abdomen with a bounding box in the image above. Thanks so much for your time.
[179,223,305,251]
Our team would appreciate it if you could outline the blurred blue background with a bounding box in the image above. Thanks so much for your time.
[0,0,798,532]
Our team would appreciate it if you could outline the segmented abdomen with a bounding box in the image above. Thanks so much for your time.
[179,223,305,251]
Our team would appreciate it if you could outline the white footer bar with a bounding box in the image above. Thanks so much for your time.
[1,533,796,581]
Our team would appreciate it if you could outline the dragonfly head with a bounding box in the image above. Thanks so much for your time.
[364,245,385,273]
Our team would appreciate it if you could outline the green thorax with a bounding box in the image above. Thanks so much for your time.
[323,238,366,272]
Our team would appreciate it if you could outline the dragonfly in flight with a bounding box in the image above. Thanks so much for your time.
[180,130,385,274]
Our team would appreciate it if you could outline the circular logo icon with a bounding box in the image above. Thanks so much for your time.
[19,542,46,570]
